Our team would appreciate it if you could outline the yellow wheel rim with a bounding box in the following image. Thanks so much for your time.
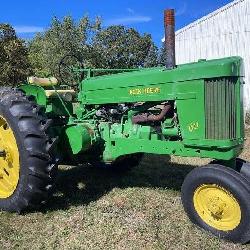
[193,184,241,231]
[0,116,20,198]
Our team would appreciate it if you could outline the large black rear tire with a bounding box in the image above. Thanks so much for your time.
[181,164,250,243]
[0,88,57,212]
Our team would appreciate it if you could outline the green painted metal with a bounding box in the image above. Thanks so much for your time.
[19,84,47,106]
[65,124,93,154]
[73,68,140,79]
[18,56,245,167]
[19,84,74,118]
[80,57,242,104]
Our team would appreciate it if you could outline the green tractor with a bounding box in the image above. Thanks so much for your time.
[0,9,250,243]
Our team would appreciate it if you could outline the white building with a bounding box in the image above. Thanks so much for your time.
[175,0,250,111]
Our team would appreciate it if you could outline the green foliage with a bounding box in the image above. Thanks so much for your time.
[28,17,159,82]
[158,42,167,66]
[0,24,30,86]
[91,26,158,69]
[0,16,160,85]
[28,16,101,78]
[144,44,158,68]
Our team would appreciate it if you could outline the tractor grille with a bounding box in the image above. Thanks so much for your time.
[205,77,237,140]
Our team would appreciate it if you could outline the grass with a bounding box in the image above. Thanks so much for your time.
[1,133,250,249]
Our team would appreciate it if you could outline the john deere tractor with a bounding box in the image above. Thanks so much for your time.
[0,9,249,243]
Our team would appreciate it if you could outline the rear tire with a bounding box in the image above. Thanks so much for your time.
[181,164,250,243]
[0,88,57,212]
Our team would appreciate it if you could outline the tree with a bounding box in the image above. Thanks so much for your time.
[0,24,31,86]
[28,17,159,82]
[158,42,167,66]
[144,44,158,68]
[90,25,158,69]
[28,16,101,79]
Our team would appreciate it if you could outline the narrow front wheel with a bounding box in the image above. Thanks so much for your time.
[181,164,250,243]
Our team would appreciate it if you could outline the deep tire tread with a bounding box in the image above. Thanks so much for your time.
[0,87,57,213]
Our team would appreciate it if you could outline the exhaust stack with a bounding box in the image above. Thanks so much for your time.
[164,9,176,69]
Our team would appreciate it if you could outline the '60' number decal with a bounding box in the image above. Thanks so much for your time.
[188,121,199,132]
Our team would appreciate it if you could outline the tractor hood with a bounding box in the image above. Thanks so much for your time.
[80,56,243,105]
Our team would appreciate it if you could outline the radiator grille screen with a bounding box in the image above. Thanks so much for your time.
[205,77,237,140]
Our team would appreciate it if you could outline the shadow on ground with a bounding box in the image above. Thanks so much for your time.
[44,154,196,212]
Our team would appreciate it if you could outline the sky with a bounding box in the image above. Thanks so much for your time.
[0,0,233,46]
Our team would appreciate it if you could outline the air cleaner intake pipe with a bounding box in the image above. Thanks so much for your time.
[164,9,176,69]
[132,104,172,124]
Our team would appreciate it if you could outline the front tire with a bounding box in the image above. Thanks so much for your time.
[181,164,250,243]
[0,88,57,212]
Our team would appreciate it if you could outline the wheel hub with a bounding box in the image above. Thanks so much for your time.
[0,116,20,198]
[207,196,226,220]
[193,184,241,231]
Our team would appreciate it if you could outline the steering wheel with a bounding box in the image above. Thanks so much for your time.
[58,54,84,87]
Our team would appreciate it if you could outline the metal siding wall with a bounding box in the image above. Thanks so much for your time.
[176,0,250,111]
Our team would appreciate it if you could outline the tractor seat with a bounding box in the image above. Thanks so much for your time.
[27,76,58,87]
